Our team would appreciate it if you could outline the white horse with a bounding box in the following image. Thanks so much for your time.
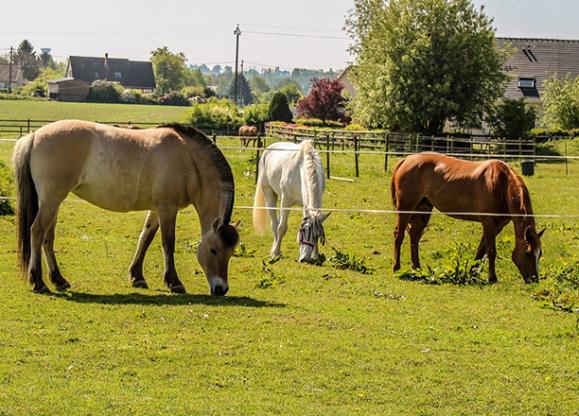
[253,140,330,262]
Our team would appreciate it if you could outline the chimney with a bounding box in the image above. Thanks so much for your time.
[104,53,110,80]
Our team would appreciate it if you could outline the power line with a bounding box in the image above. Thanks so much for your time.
[244,30,348,40]
[245,23,345,34]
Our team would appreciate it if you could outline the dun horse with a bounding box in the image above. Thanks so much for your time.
[253,140,330,262]
[239,125,258,148]
[391,153,544,283]
[13,120,239,295]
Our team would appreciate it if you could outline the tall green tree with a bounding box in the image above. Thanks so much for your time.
[541,75,579,130]
[346,0,509,134]
[15,40,40,81]
[229,73,254,105]
[150,47,188,94]
[268,92,293,123]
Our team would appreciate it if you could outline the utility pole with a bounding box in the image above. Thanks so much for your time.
[233,24,241,105]
[8,47,13,94]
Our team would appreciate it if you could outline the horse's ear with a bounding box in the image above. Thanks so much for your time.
[538,228,546,239]
[320,212,331,223]
[524,226,534,245]
[231,220,241,229]
[212,218,223,232]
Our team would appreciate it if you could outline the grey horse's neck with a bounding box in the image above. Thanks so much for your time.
[300,142,324,217]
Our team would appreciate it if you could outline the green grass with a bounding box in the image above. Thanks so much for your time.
[0,100,190,134]
[0,132,578,415]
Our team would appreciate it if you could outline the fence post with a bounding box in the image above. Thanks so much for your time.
[255,135,262,184]
[384,133,390,172]
[415,134,419,153]
[326,135,331,179]
[27,119,31,133]
[212,133,217,144]
[431,135,435,152]
[354,134,359,178]
[565,141,568,176]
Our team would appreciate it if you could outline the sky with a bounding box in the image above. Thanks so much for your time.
[1,0,579,71]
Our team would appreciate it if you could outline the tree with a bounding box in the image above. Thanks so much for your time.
[541,75,579,130]
[487,98,536,140]
[248,75,270,98]
[229,73,254,105]
[15,39,40,81]
[346,0,509,134]
[268,92,293,123]
[277,79,303,103]
[297,78,347,123]
[150,47,189,94]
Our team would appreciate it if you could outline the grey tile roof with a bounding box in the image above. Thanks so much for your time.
[68,56,156,89]
[496,38,579,101]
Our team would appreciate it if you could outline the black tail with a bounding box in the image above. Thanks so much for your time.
[12,134,38,275]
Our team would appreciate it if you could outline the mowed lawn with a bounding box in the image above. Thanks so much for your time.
[0,128,578,414]
[0,100,190,137]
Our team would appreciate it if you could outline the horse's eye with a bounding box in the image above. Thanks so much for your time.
[210,248,217,255]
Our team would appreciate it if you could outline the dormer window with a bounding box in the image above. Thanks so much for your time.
[114,72,122,79]
[517,78,536,89]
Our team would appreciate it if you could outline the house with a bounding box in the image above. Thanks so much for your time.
[337,37,579,105]
[497,38,579,103]
[0,64,24,92]
[48,54,156,101]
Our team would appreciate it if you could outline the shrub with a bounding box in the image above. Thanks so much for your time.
[181,85,206,99]
[158,91,190,106]
[121,89,141,104]
[188,98,243,130]
[294,118,345,129]
[487,98,536,141]
[329,247,372,274]
[297,78,348,124]
[532,258,578,313]
[268,92,293,123]
[87,80,123,103]
[0,161,14,215]
[243,102,270,125]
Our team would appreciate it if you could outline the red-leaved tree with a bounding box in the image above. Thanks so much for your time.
[297,78,348,124]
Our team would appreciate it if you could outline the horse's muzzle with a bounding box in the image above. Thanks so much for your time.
[212,285,229,296]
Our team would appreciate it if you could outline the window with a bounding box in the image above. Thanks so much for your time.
[517,78,536,89]
[114,72,122,79]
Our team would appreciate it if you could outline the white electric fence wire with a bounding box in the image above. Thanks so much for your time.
[1,138,578,160]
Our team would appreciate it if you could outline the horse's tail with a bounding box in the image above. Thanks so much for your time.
[12,133,38,274]
[390,158,406,208]
[253,175,268,235]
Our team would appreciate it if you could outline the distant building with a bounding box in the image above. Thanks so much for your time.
[48,54,156,101]
[497,38,579,103]
[0,64,24,92]
[337,37,579,105]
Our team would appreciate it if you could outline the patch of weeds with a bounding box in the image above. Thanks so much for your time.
[311,253,327,266]
[0,161,14,216]
[258,259,284,289]
[397,243,487,286]
[185,240,200,253]
[234,241,256,258]
[532,258,578,314]
[330,247,372,275]
[373,290,407,301]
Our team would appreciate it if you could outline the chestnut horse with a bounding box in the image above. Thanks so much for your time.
[239,125,258,147]
[13,120,239,295]
[391,153,544,283]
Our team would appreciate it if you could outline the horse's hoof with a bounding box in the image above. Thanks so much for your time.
[170,284,187,294]
[33,284,51,294]
[55,281,71,292]
[488,277,498,284]
[132,280,149,289]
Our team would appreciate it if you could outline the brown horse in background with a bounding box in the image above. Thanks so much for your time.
[13,120,239,295]
[239,125,258,147]
[391,153,544,283]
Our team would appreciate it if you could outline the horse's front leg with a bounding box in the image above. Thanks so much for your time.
[482,221,498,283]
[272,196,291,258]
[158,206,186,294]
[475,236,486,260]
[129,211,159,289]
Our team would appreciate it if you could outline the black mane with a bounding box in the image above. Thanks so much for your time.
[158,123,235,224]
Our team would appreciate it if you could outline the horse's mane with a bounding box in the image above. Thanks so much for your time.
[298,140,325,213]
[158,124,235,224]
[494,162,536,230]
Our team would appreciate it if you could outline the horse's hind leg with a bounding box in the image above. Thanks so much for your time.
[129,211,160,289]
[29,202,61,293]
[408,199,433,270]
[44,218,71,291]
[393,214,411,272]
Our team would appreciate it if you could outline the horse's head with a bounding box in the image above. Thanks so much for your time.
[297,212,330,263]
[512,226,545,284]
[197,219,240,296]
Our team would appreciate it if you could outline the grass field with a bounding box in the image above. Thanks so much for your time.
[0,113,577,414]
